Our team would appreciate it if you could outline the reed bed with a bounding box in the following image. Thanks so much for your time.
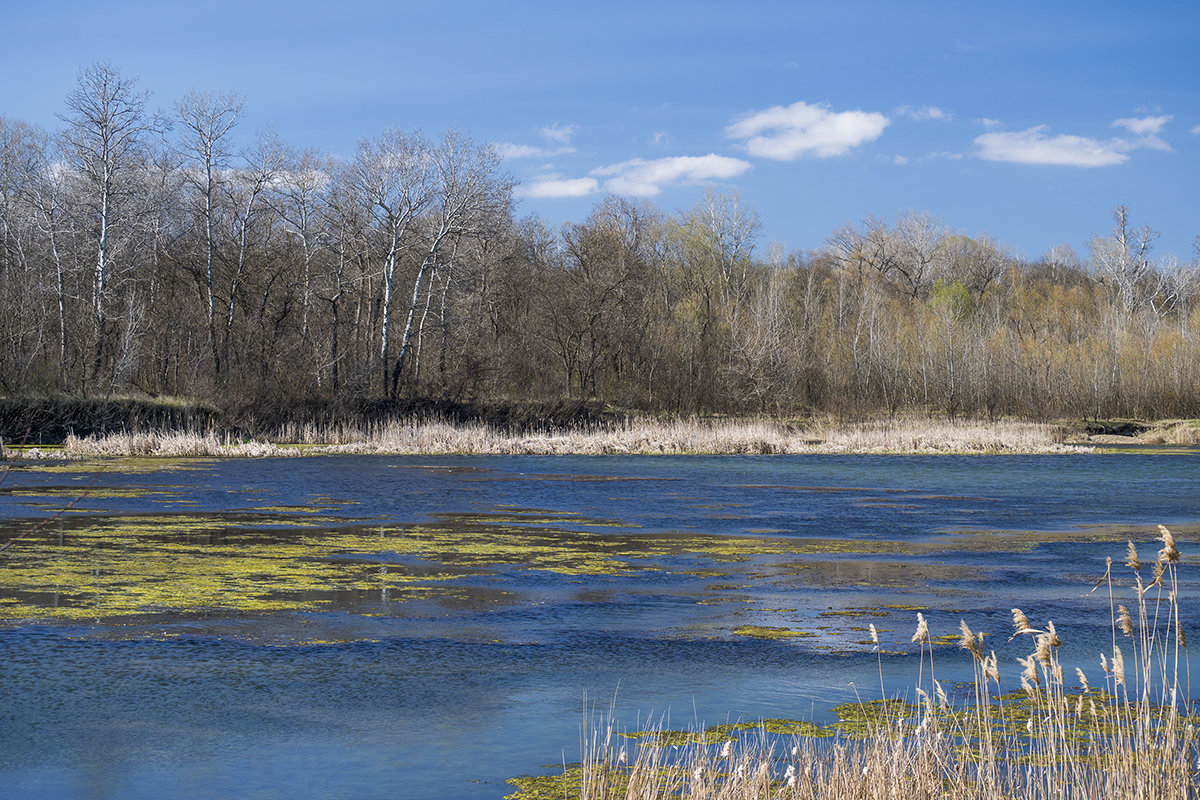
[56,430,295,458]
[285,416,1079,456]
[811,418,1075,454]
[510,529,1196,800]
[1,416,1083,459]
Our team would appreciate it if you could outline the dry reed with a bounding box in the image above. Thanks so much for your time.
[286,416,1081,456]
[512,530,1196,800]
[2,416,1085,460]
[57,431,295,459]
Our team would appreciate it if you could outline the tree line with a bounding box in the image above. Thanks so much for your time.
[2,63,1199,422]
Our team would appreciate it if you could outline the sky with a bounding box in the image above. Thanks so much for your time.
[1,0,1197,261]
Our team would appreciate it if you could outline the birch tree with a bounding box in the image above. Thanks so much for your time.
[59,62,163,390]
[174,89,243,377]
[390,130,511,395]
[270,147,332,341]
[220,132,284,378]
[347,128,434,393]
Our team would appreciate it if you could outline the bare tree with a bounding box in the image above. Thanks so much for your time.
[892,211,947,298]
[59,63,164,391]
[174,89,243,376]
[1149,254,1200,321]
[391,131,512,396]
[939,233,1012,299]
[347,128,435,393]
[0,118,51,390]
[270,146,332,341]
[1088,205,1158,314]
[688,187,760,304]
[825,215,899,284]
[220,132,285,378]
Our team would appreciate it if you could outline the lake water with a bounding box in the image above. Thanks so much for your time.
[1,453,1198,799]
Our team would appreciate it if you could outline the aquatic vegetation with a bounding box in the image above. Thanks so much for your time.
[731,625,814,640]
[0,495,942,628]
[0,485,180,499]
[507,530,1198,800]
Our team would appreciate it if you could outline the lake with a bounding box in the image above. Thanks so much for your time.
[1,453,1197,799]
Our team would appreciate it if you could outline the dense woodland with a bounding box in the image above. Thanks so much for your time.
[2,64,1200,423]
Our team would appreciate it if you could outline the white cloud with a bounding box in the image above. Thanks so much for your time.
[895,105,952,121]
[975,125,1131,167]
[650,130,671,146]
[521,176,599,198]
[726,100,889,159]
[1112,114,1173,151]
[495,142,574,159]
[977,118,1002,128]
[590,154,751,196]
[976,115,1178,166]
[893,155,909,165]
[494,122,580,160]
[1192,124,1200,135]
[540,123,578,145]
[1112,114,1171,135]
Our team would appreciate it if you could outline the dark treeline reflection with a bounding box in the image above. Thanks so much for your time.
[2,64,1199,420]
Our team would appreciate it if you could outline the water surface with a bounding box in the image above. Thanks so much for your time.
[2,454,1197,799]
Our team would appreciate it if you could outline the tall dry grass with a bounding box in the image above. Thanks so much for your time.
[811,418,1075,454]
[515,528,1195,800]
[57,430,294,458]
[2,416,1082,459]
[284,416,1079,456]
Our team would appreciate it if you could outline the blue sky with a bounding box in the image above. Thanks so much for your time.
[1,0,1196,260]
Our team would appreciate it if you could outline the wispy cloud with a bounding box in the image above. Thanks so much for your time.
[975,116,1175,167]
[726,100,889,159]
[521,175,599,199]
[1112,114,1172,151]
[1192,124,1200,135]
[591,154,751,196]
[540,123,578,145]
[1112,115,1171,135]
[496,142,573,159]
[495,123,580,160]
[895,105,952,121]
[977,118,1002,128]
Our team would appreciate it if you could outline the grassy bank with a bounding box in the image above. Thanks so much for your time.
[1,417,1089,459]
[507,531,1195,800]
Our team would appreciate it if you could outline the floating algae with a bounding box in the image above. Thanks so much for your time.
[1,499,932,625]
[731,624,815,640]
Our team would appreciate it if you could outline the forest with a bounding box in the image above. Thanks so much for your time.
[2,63,1200,427]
